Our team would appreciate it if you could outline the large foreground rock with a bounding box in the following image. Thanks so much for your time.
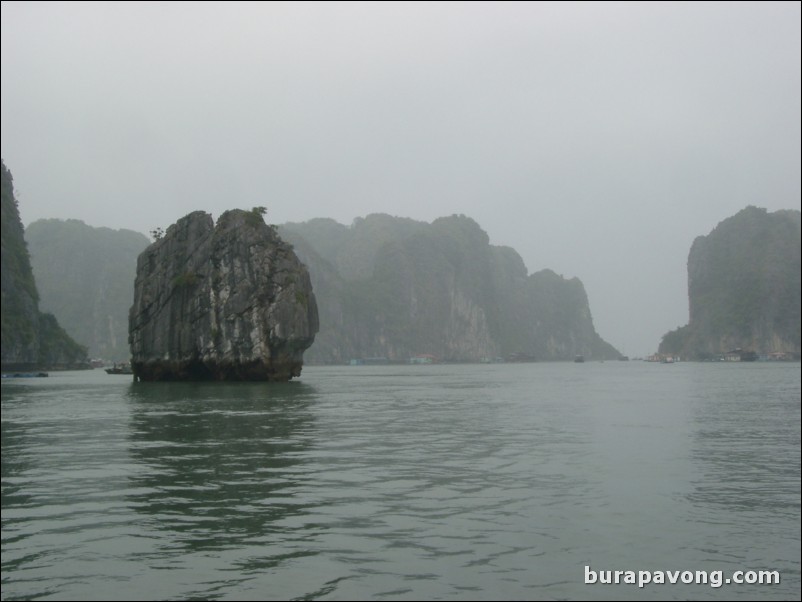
[129,210,318,380]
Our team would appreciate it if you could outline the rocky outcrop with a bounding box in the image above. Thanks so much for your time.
[659,206,801,359]
[280,213,620,363]
[129,209,319,380]
[1,160,88,371]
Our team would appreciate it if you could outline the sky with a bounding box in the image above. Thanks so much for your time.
[2,1,800,357]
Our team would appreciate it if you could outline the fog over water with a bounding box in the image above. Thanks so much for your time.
[2,2,800,356]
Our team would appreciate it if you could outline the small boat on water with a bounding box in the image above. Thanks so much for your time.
[574,355,585,363]
[105,364,133,375]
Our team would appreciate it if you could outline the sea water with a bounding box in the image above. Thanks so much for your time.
[2,362,799,600]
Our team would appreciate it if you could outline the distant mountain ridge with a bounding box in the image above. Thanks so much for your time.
[659,206,801,359]
[280,213,620,363]
[26,218,150,360]
[1,159,88,370]
[16,207,620,364]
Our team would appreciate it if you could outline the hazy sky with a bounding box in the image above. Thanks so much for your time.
[2,1,800,356]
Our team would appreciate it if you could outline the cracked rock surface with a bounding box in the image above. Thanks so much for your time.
[129,210,318,381]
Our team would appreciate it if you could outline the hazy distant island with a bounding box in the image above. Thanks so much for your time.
[27,218,150,361]
[129,209,319,381]
[1,160,88,371]
[280,213,621,363]
[659,206,801,361]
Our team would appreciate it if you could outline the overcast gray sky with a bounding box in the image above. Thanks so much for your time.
[2,1,800,357]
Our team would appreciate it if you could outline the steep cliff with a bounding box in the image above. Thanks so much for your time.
[129,209,318,381]
[27,219,150,360]
[280,213,619,362]
[659,206,801,358]
[0,160,88,370]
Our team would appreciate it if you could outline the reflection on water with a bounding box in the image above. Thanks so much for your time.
[126,381,317,553]
[2,364,800,600]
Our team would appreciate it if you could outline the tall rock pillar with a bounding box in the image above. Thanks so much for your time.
[129,209,318,381]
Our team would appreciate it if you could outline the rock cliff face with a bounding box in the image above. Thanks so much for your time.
[659,206,801,358]
[27,219,150,361]
[1,160,88,370]
[280,213,620,363]
[129,209,319,380]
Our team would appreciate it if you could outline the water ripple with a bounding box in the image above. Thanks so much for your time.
[2,363,800,600]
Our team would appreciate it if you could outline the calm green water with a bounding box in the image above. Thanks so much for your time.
[2,362,800,601]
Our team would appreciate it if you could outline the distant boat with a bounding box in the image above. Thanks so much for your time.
[574,355,585,363]
[105,364,133,375]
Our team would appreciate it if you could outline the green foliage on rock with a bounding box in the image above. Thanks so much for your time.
[171,272,200,288]
[37,312,88,367]
[244,206,268,228]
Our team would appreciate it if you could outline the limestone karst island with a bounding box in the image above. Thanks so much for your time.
[4,160,799,373]
[1,160,88,372]
[128,208,319,381]
[659,206,801,361]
